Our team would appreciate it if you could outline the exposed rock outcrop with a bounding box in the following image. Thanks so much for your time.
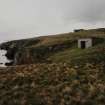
[0,38,76,66]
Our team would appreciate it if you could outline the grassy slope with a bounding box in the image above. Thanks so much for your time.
[49,44,105,65]
[0,63,105,105]
[1,28,105,65]
[0,28,105,104]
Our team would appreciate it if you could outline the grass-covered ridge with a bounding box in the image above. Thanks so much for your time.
[1,28,105,65]
[0,28,105,104]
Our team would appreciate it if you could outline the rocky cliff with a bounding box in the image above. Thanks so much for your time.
[0,35,76,66]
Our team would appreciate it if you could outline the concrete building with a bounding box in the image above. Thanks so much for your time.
[78,38,92,49]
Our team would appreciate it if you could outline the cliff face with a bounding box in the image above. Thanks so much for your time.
[0,38,41,65]
[0,37,76,66]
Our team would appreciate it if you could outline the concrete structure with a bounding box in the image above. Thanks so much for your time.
[74,29,85,32]
[78,38,92,49]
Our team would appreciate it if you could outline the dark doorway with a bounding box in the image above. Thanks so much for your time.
[81,41,86,49]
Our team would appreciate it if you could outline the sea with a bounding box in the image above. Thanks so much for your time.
[0,41,11,67]
[0,50,11,67]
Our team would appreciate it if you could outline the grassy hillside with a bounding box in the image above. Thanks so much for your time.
[1,28,105,66]
[0,28,105,105]
[0,63,105,105]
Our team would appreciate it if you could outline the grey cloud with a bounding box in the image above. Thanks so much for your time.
[59,0,105,22]
[0,0,105,42]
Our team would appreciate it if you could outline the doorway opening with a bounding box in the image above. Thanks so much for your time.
[81,41,86,49]
[78,38,92,49]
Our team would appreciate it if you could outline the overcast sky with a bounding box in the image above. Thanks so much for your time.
[0,0,105,42]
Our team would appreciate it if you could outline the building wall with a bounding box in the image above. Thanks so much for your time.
[78,38,92,48]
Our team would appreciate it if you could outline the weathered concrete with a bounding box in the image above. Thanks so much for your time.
[78,38,92,48]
